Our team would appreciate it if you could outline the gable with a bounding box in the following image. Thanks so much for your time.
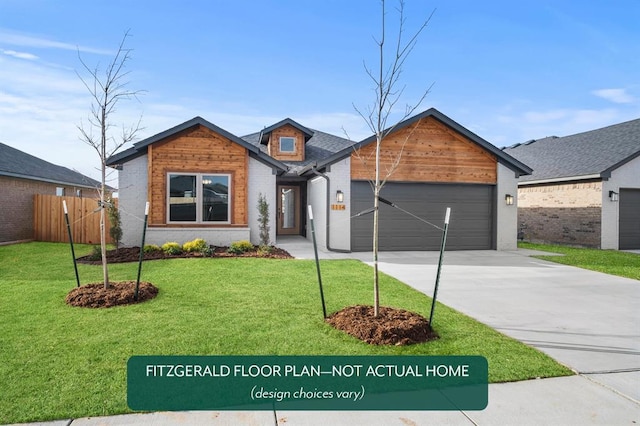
[266,124,306,161]
[148,124,248,225]
[350,116,497,184]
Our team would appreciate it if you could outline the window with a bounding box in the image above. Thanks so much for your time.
[279,136,295,153]
[56,187,65,196]
[168,173,230,223]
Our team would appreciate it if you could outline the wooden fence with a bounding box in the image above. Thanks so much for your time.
[34,194,115,244]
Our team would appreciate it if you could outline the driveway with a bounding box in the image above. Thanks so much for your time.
[277,237,640,403]
[352,249,640,401]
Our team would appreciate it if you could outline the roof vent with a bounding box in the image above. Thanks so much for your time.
[524,139,536,145]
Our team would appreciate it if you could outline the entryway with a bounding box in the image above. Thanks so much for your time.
[276,185,301,236]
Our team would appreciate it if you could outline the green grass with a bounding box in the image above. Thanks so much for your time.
[519,242,640,280]
[0,242,572,423]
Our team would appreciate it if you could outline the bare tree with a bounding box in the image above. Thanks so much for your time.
[354,0,435,316]
[77,30,143,289]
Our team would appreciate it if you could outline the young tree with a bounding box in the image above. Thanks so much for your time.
[77,30,143,289]
[257,193,271,247]
[354,0,434,316]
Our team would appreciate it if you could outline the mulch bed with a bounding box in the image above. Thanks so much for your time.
[66,281,159,308]
[326,305,439,346]
[76,245,293,264]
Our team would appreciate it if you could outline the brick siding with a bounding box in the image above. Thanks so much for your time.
[517,181,602,248]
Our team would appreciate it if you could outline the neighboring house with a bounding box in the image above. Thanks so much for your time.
[504,118,640,250]
[0,142,102,243]
[106,108,531,251]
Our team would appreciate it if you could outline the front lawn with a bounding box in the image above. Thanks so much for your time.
[0,242,572,423]
[519,242,639,280]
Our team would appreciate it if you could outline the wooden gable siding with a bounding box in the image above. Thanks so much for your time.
[350,116,497,184]
[268,124,305,161]
[148,125,248,226]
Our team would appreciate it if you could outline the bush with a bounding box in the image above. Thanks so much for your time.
[161,242,182,255]
[257,244,273,257]
[227,240,254,254]
[183,238,208,253]
[143,244,161,253]
[88,245,102,261]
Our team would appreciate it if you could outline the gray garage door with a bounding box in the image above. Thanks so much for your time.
[351,182,495,251]
[619,188,640,250]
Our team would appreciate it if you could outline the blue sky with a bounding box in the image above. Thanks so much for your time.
[1,0,639,182]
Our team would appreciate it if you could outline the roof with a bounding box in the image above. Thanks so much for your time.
[0,142,101,189]
[106,108,532,179]
[106,116,288,173]
[504,118,640,183]
[243,128,357,175]
[258,118,314,145]
[306,107,532,177]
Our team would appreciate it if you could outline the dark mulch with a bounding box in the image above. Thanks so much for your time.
[66,281,159,308]
[76,245,293,264]
[326,305,439,346]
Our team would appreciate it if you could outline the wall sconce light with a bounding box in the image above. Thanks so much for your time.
[609,190,619,202]
[336,190,344,203]
[505,194,514,206]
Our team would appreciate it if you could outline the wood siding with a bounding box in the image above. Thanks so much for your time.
[267,124,305,161]
[148,125,248,226]
[350,116,497,184]
[34,194,115,244]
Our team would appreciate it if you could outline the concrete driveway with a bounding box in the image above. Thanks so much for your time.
[277,237,640,403]
[349,249,640,402]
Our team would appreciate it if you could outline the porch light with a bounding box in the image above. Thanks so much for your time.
[505,194,514,206]
[609,190,619,202]
[336,190,344,203]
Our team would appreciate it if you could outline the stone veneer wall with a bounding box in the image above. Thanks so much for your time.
[518,181,602,247]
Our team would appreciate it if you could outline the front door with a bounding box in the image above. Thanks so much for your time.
[277,185,300,235]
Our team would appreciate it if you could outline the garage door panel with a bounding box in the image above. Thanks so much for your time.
[351,181,494,251]
[619,188,640,250]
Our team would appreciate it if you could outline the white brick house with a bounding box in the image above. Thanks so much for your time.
[107,109,531,251]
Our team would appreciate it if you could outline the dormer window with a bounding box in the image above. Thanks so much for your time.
[279,137,295,153]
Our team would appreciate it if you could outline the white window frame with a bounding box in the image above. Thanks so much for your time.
[279,136,296,153]
[167,172,231,224]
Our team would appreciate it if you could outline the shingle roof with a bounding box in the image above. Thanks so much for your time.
[242,128,357,175]
[0,142,101,188]
[504,118,640,183]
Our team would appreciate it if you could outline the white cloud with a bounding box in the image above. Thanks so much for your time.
[592,88,636,104]
[1,49,38,60]
[0,28,113,55]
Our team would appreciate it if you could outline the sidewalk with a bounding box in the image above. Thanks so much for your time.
[7,238,639,425]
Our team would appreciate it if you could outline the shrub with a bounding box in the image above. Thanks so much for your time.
[227,240,254,254]
[257,244,273,257]
[143,244,161,253]
[161,242,182,255]
[88,245,102,261]
[257,193,270,247]
[183,238,208,253]
[107,199,122,249]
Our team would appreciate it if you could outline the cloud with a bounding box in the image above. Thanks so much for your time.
[592,88,636,104]
[1,49,38,60]
[0,28,112,55]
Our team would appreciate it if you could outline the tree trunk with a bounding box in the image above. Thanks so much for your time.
[373,134,382,317]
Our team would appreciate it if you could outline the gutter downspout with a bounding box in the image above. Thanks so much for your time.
[309,167,351,253]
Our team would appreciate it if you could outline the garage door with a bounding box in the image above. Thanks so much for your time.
[351,182,495,251]
[619,188,640,250]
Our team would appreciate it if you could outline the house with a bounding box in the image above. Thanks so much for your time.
[0,142,102,243]
[106,108,531,251]
[503,118,640,250]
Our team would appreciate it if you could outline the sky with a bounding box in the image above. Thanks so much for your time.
[1,0,639,183]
